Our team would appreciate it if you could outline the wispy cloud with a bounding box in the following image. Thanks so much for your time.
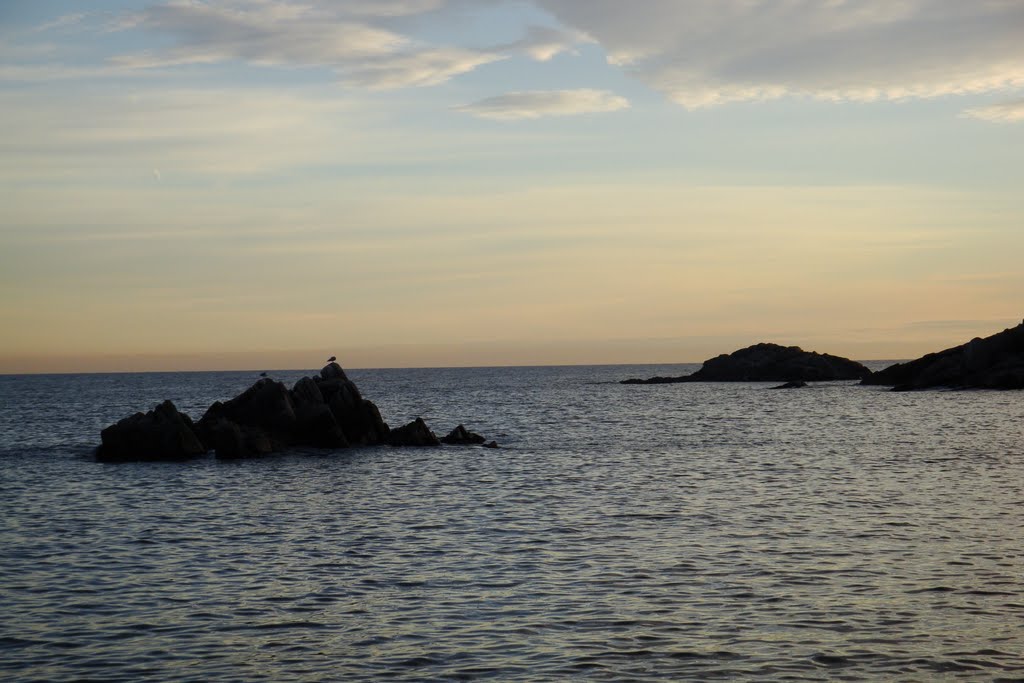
[103,0,523,89]
[963,99,1024,123]
[32,13,87,33]
[534,0,1024,108]
[339,48,504,89]
[456,88,629,120]
[113,2,408,68]
[0,88,368,178]
[499,25,589,62]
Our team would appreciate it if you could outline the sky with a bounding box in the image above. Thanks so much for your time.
[1,0,1022,373]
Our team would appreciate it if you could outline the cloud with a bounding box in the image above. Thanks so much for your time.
[339,48,504,89]
[0,87,370,178]
[499,25,589,62]
[0,64,134,82]
[456,88,629,120]
[532,0,1024,108]
[32,13,86,33]
[106,0,521,89]
[963,99,1024,123]
[17,0,1024,109]
[338,0,447,17]
[113,1,408,68]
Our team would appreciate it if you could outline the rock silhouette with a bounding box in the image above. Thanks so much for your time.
[97,362,493,461]
[863,321,1024,390]
[96,400,206,463]
[622,343,871,384]
[440,424,487,445]
[388,418,441,447]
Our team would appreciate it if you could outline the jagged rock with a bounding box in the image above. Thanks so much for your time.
[320,362,348,382]
[97,362,491,461]
[864,321,1024,390]
[96,400,207,462]
[292,376,324,405]
[191,368,386,453]
[440,424,486,445]
[388,418,440,447]
[770,380,808,390]
[317,371,389,446]
[291,376,349,448]
[197,379,296,450]
[622,343,871,384]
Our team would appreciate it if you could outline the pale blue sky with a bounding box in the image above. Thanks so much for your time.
[1,0,1022,371]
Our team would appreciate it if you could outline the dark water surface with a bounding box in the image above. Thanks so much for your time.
[1,364,1022,681]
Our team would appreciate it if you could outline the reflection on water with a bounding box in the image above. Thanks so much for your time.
[1,365,1023,680]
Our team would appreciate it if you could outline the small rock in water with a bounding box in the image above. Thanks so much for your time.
[388,417,441,447]
[440,424,486,445]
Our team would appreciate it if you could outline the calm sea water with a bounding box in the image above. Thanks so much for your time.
[1,363,1022,681]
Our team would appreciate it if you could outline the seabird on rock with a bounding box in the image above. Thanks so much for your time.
[327,356,337,363]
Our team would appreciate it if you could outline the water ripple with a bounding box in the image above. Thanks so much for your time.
[1,365,1023,680]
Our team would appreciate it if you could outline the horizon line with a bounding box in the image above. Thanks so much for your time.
[0,357,908,378]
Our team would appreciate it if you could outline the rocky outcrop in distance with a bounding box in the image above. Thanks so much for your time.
[863,321,1024,391]
[96,362,496,462]
[622,343,871,384]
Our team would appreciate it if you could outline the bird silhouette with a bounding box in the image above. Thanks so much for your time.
[327,355,337,363]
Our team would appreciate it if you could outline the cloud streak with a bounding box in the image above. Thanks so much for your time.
[339,48,504,89]
[533,0,1024,108]
[963,99,1024,123]
[113,1,409,68]
[456,89,629,120]
[107,0,511,89]
[9,1,1024,113]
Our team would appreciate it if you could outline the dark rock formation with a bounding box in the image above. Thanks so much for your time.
[316,364,390,447]
[203,419,274,460]
[770,380,808,390]
[388,418,440,447]
[191,364,392,459]
[622,343,871,384]
[440,424,486,445]
[97,361,492,461]
[863,321,1024,390]
[97,400,207,462]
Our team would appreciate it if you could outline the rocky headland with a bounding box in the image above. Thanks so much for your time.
[863,321,1024,391]
[622,343,871,384]
[96,362,496,462]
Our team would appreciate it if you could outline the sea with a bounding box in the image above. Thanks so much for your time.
[1,363,1022,681]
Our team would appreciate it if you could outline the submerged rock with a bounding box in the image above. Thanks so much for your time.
[97,400,206,462]
[622,343,871,384]
[770,380,808,390]
[864,321,1024,390]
